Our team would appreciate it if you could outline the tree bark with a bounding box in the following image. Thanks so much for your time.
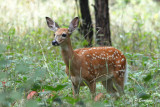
[94,0,112,46]
[79,0,93,47]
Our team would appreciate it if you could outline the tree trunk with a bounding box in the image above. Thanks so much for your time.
[154,0,160,2]
[79,0,93,47]
[94,0,112,46]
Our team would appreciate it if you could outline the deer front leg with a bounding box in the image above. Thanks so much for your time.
[72,82,80,98]
[88,82,96,99]
[113,68,125,96]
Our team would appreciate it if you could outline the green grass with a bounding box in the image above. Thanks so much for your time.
[0,0,160,106]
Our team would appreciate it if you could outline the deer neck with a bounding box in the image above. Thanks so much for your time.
[61,38,80,75]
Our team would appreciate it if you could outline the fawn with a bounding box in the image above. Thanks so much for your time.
[46,17,128,99]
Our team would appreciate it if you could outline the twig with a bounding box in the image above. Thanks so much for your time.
[39,41,54,81]
[129,76,143,91]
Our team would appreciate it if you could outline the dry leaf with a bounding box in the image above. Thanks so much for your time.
[94,93,103,102]
[27,91,38,100]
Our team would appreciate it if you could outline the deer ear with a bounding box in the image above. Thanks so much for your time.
[46,17,59,32]
[68,17,79,34]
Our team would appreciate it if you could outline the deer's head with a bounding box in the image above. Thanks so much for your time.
[46,17,79,46]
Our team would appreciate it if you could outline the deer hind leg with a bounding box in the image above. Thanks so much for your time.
[113,77,124,95]
[88,82,96,99]
[101,78,117,94]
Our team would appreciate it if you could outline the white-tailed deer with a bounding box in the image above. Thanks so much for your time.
[46,17,128,99]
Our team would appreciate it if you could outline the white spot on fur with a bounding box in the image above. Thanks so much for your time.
[86,55,90,57]
[121,58,124,62]
[86,62,88,65]
[108,50,112,52]
[116,60,120,63]
[117,65,121,67]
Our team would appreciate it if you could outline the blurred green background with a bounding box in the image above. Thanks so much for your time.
[0,0,160,106]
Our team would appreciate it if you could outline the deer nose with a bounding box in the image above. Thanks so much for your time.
[52,40,59,46]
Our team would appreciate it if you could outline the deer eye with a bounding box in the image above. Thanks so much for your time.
[62,34,66,37]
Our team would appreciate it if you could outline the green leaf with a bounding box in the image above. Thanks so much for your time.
[23,76,27,82]
[44,84,67,91]
[53,84,67,91]
[44,85,55,91]
[138,92,150,100]
[8,27,15,36]
[143,74,152,82]
[82,40,88,46]
[63,96,77,105]
[128,87,134,92]
[15,81,22,83]
[31,83,41,91]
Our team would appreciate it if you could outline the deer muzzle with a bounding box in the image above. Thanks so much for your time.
[52,40,59,46]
